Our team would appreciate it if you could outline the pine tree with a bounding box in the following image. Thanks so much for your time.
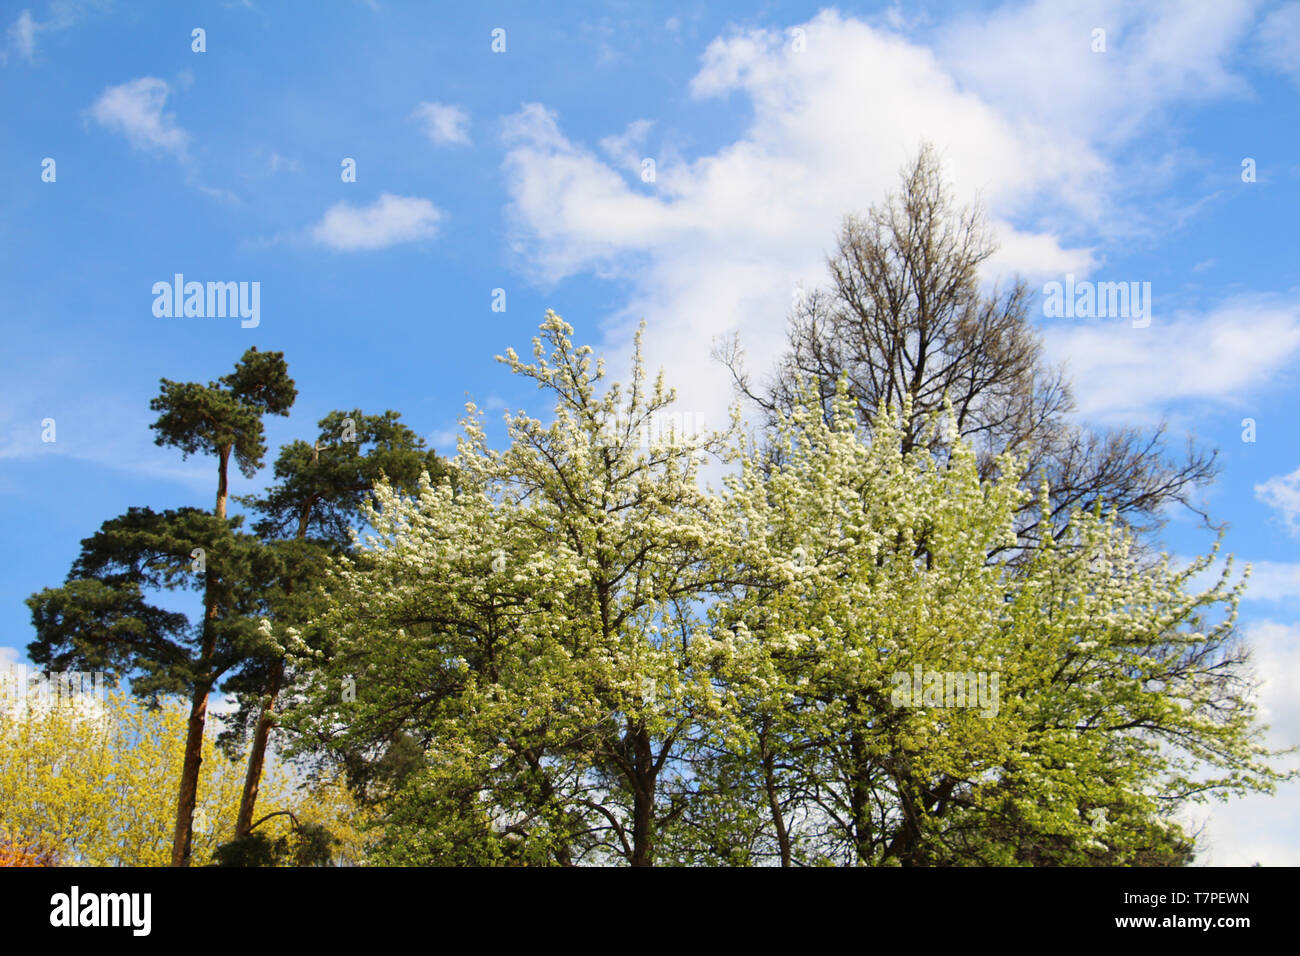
[28,347,295,866]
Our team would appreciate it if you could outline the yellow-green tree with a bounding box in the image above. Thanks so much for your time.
[0,686,369,866]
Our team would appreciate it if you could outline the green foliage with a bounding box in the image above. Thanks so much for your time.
[27,347,302,866]
[285,311,735,866]
[285,315,1290,867]
[18,321,1290,868]
[688,384,1287,865]
[213,821,336,867]
[28,347,304,705]
[219,410,447,764]
[149,346,295,480]
[238,409,448,544]
[27,507,276,699]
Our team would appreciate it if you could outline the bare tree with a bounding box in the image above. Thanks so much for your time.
[717,143,1218,545]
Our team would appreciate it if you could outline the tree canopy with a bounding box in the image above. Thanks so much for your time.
[282,313,1287,865]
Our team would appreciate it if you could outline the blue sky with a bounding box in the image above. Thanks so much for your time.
[1,0,1298,864]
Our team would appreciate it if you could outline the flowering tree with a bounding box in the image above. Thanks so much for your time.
[290,315,1287,866]
[0,831,59,866]
[693,385,1287,865]
[223,409,445,841]
[0,687,366,866]
[290,312,734,865]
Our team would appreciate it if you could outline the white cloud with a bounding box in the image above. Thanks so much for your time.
[4,1,106,64]
[268,151,301,174]
[87,74,239,199]
[1256,467,1300,536]
[598,118,654,174]
[938,0,1255,148]
[1039,296,1300,423]
[309,193,444,251]
[1246,560,1300,599]
[0,412,212,488]
[0,356,215,490]
[1260,2,1300,85]
[1243,620,1300,750]
[89,77,190,158]
[1178,554,1300,604]
[1191,618,1300,865]
[412,102,471,146]
[6,9,37,61]
[499,7,1265,440]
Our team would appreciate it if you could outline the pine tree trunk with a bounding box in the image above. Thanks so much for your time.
[171,445,231,865]
[215,446,231,519]
[171,679,211,866]
[235,496,311,837]
[235,659,282,836]
[172,593,219,866]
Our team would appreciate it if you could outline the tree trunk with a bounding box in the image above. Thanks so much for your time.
[848,727,873,865]
[629,724,655,867]
[215,445,231,519]
[172,451,230,866]
[171,679,211,866]
[235,658,283,836]
[762,742,792,867]
[236,496,312,837]
[172,589,218,866]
